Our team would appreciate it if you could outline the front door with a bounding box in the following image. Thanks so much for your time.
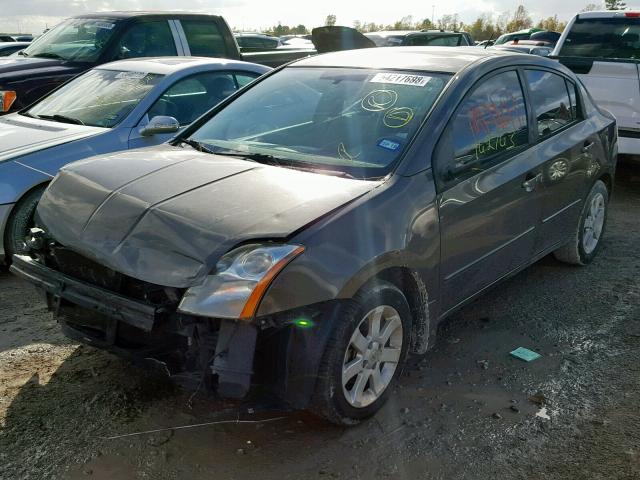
[434,69,543,313]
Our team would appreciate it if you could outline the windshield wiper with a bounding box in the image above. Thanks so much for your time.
[179,138,215,154]
[213,151,289,166]
[32,52,65,60]
[17,50,28,57]
[37,114,84,125]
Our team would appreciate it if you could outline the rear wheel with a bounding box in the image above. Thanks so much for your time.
[554,180,608,265]
[312,281,411,425]
[5,186,45,261]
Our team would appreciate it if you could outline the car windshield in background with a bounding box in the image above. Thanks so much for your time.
[26,69,163,128]
[20,18,118,62]
[559,17,640,60]
[189,67,450,177]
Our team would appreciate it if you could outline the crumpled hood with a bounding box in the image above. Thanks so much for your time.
[0,114,105,163]
[38,146,378,288]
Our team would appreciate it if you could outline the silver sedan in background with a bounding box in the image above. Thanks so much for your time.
[0,56,270,262]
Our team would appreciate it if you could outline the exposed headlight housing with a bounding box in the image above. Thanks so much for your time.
[178,243,305,320]
[0,90,17,112]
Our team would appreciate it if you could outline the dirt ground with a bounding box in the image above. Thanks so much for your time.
[1,162,639,480]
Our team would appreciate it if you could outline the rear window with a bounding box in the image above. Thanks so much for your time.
[181,20,227,57]
[559,17,640,60]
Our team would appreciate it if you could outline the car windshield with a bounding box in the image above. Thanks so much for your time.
[404,35,461,46]
[26,69,163,128]
[559,17,640,60]
[189,67,450,178]
[20,18,119,62]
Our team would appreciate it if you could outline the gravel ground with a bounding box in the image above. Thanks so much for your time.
[0,162,638,480]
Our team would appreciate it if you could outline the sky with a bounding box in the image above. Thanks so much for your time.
[0,0,635,35]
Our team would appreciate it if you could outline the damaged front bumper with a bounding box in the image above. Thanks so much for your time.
[10,254,258,399]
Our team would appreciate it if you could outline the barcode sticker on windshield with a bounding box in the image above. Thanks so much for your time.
[370,73,431,87]
[115,71,147,80]
[93,22,115,30]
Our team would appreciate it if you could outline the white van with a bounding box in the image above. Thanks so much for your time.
[553,11,640,155]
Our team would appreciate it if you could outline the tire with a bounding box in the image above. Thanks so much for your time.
[4,186,45,261]
[312,280,412,425]
[553,179,609,265]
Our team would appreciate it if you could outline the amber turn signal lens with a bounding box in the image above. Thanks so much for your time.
[239,246,305,320]
[0,91,17,112]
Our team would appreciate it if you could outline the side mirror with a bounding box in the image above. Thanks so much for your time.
[139,115,180,137]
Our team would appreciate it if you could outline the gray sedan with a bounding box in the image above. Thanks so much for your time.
[13,47,617,425]
[0,57,270,261]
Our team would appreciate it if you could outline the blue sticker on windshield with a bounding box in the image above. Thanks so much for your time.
[377,138,401,152]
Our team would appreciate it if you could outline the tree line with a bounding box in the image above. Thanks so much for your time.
[260,1,628,40]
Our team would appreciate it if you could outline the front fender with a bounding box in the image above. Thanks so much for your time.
[257,172,441,321]
[0,160,51,205]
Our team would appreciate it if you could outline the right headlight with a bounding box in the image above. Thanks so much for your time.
[177,243,305,320]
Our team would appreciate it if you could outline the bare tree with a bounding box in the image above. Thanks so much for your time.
[506,5,533,32]
[605,0,626,9]
[582,3,601,11]
[325,15,337,27]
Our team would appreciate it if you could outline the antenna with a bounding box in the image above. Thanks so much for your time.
[484,31,495,49]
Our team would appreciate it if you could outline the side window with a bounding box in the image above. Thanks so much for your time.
[115,21,177,59]
[525,70,574,138]
[181,20,227,56]
[147,72,248,125]
[436,70,529,186]
[234,73,259,88]
[566,79,580,121]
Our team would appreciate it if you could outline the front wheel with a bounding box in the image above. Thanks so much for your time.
[554,179,609,265]
[312,281,411,425]
[4,186,45,261]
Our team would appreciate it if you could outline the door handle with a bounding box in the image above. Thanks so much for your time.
[522,172,542,193]
[582,141,594,154]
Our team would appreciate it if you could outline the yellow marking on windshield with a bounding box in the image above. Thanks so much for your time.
[361,89,398,112]
[383,107,414,128]
[338,142,360,160]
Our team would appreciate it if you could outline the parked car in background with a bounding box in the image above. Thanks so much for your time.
[13,47,617,425]
[476,39,495,47]
[12,35,33,42]
[0,57,269,262]
[235,32,282,52]
[529,30,561,46]
[553,10,640,156]
[364,30,473,47]
[0,35,15,42]
[401,30,474,46]
[492,41,553,56]
[279,36,314,48]
[364,30,417,46]
[494,27,543,45]
[0,42,29,56]
[0,12,310,114]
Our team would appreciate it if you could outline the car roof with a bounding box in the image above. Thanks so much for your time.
[576,10,640,19]
[96,57,268,75]
[71,11,221,20]
[0,41,29,48]
[291,46,526,74]
[365,31,416,37]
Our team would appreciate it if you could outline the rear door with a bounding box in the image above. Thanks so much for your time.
[434,69,542,313]
[522,68,594,253]
[555,13,640,148]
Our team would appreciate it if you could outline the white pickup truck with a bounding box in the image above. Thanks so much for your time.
[553,10,640,156]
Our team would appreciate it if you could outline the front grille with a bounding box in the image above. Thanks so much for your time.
[50,247,122,290]
[45,246,184,308]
